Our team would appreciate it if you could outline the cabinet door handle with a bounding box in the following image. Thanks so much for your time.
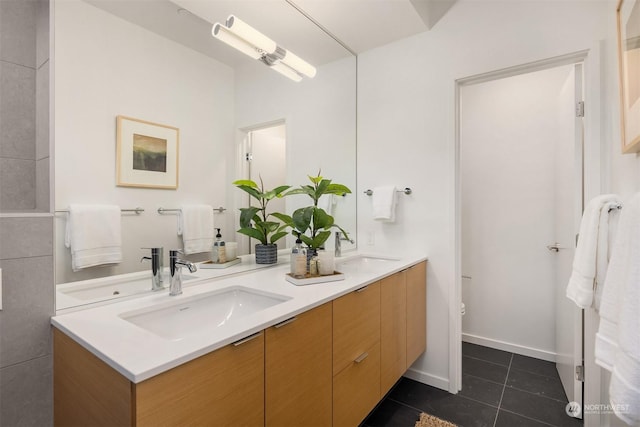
[355,286,369,293]
[354,352,369,363]
[274,317,297,328]
[232,331,262,346]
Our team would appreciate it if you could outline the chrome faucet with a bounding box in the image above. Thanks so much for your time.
[335,231,355,257]
[169,250,197,296]
[141,247,164,291]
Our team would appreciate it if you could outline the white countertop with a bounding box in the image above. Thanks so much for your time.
[51,252,427,383]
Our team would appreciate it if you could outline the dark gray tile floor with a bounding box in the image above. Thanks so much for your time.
[360,342,584,427]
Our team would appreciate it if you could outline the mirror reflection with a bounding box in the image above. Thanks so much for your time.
[54,0,357,310]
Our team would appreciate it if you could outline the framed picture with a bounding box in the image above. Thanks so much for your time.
[116,116,179,189]
[617,0,640,153]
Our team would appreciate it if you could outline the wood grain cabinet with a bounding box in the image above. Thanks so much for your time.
[54,328,264,427]
[380,270,407,394]
[406,261,427,366]
[333,282,381,427]
[265,302,332,427]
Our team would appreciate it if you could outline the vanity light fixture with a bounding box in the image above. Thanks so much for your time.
[212,15,317,82]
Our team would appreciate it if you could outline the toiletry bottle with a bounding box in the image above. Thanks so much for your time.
[211,228,227,264]
[291,233,307,278]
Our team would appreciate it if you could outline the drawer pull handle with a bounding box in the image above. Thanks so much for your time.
[274,317,297,328]
[354,352,369,363]
[232,332,262,346]
[355,286,368,293]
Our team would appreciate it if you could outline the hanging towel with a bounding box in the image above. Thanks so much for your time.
[566,194,622,309]
[178,204,214,255]
[64,204,122,272]
[372,186,397,222]
[595,192,640,425]
[317,194,336,215]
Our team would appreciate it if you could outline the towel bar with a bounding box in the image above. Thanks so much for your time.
[364,187,412,196]
[157,207,227,214]
[55,207,144,215]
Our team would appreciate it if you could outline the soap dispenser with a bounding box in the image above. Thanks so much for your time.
[290,233,307,279]
[211,228,227,264]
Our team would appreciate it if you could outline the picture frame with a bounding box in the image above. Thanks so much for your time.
[116,116,179,189]
[617,0,640,153]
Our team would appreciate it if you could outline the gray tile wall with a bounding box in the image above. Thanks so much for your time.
[0,0,54,426]
[0,217,54,426]
[0,0,49,213]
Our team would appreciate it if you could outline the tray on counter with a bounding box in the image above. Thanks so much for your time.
[199,258,241,269]
[285,271,344,286]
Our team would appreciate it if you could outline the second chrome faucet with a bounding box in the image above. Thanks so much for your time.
[169,250,197,296]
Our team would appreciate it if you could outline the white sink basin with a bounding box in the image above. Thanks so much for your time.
[60,273,197,301]
[119,287,291,340]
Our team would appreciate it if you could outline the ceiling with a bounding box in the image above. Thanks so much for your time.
[86,0,457,68]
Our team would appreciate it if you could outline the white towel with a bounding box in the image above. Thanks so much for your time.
[372,186,397,222]
[566,194,621,309]
[595,193,640,425]
[178,204,214,255]
[64,204,122,272]
[317,194,336,215]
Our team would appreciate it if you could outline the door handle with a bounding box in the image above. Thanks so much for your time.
[547,243,564,252]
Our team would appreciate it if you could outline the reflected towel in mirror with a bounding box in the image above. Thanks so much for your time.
[178,204,214,254]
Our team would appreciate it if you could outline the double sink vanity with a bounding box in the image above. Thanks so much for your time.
[52,253,427,427]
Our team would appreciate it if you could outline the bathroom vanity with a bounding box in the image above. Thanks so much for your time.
[52,254,427,427]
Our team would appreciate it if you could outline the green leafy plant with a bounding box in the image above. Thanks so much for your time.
[233,178,292,245]
[284,172,352,249]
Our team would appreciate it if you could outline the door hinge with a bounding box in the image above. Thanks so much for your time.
[575,365,585,382]
[245,152,253,162]
[576,101,585,118]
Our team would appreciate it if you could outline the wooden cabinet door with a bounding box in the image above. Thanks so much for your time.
[53,328,132,427]
[380,270,407,394]
[333,343,381,427]
[333,282,381,376]
[134,332,264,427]
[265,302,332,427]
[406,261,427,366]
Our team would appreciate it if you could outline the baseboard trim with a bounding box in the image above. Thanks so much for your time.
[403,368,450,392]
[462,333,557,362]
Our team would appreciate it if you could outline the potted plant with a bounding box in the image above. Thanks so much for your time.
[233,178,292,264]
[285,172,352,254]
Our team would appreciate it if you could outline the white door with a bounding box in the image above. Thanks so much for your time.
[242,124,287,253]
[461,65,576,360]
[554,63,584,416]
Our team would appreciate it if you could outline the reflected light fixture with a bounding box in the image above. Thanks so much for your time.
[212,15,317,82]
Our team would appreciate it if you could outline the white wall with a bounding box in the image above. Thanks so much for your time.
[357,0,611,391]
[54,0,235,283]
[460,66,573,360]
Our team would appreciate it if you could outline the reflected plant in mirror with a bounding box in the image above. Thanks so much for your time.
[233,178,292,264]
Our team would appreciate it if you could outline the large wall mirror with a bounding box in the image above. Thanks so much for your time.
[54,0,357,310]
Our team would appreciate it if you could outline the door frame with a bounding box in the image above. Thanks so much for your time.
[451,47,602,398]
[235,119,287,255]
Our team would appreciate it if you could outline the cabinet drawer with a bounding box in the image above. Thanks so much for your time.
[333,282,381,375]
[333,343,381,427]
